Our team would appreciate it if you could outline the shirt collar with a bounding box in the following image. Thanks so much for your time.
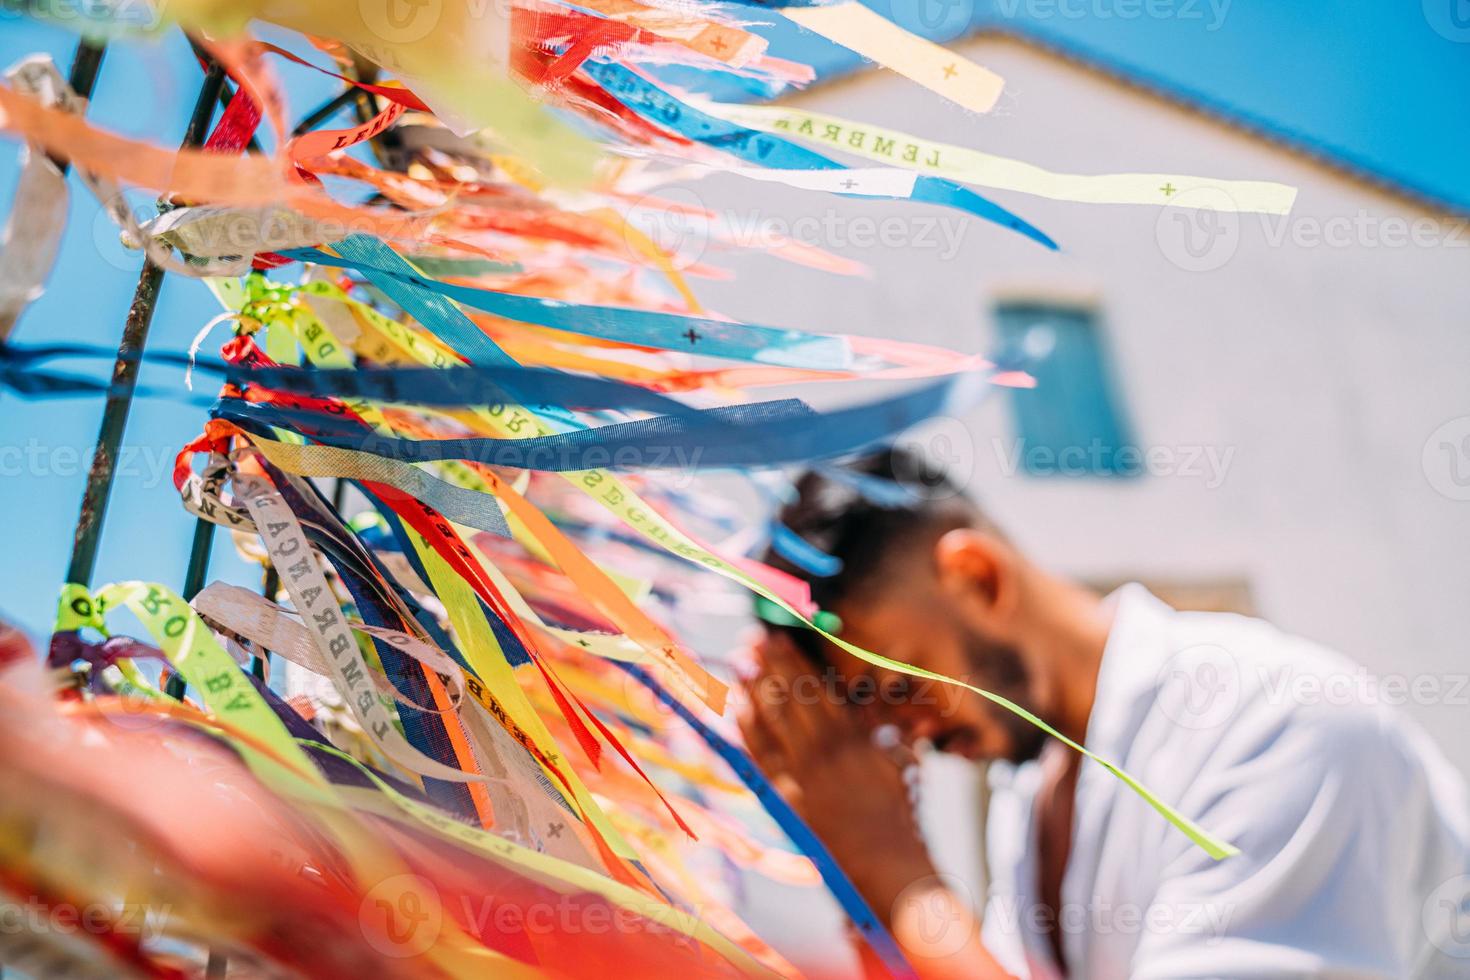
[1083,583,1175,760]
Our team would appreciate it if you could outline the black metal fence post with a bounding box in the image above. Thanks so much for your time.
[42,38,106,177]
[64,60,227,588]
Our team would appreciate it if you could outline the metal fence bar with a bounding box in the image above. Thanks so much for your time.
[63,59,227,588]
[40,38,107,176]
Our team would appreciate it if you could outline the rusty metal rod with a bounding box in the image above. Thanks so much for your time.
[64,60,227,589]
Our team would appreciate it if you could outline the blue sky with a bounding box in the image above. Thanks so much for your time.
[676,0,1470,212]
[0,7,1466,637]
[0,24,342,639]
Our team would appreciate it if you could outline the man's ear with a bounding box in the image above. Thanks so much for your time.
[933,528,1020,632]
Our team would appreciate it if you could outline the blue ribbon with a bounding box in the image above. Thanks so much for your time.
[329,236,520,369]
[0,341,727,419]
[279,243,855,370]
[816,464,931,507]
[214,366,991,471]
[768,520,843,577]
[226,362,711,418]
[581,62,1057,251]
[619,662,918,980]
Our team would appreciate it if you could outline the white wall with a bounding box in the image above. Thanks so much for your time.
[671,36,1470,972]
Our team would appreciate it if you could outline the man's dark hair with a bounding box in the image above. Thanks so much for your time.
[760,447,996,659]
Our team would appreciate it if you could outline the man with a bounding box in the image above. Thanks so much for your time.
[739,450,1469,979]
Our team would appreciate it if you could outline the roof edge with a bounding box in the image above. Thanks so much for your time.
[770,23,1468,220]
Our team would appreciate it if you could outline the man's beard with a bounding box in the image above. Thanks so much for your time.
[964,628,1051,765]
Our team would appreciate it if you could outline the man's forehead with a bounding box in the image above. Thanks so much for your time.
[832,586,925,636]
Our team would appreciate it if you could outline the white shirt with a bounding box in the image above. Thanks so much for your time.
[982,585,1470,979]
